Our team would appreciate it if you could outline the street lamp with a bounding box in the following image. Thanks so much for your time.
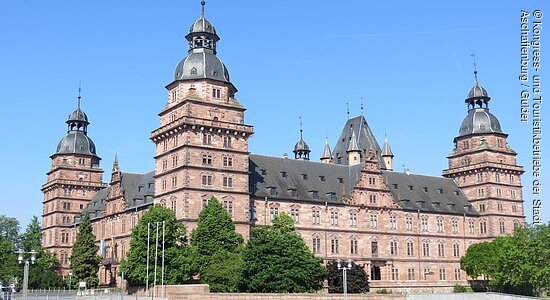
[16,249,37,300]
[337,259,353,300]
[68,271,73,291]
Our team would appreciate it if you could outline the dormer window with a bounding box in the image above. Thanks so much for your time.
[433,202,441,210]
[438,189,443,194]
[301,174,308,180]
[319,176,325,182]
[280,171,287,178]
[337,177,344,184]
[448,204,456,212]
[311,191,319,199]
[422,187,428,192]
[327,192,337,201]
[288,188,297,198]
[269,187,277,196]
[392,184,398,189]
[260,169,267,176]
[191,68,197,75]
[408,185,413,191]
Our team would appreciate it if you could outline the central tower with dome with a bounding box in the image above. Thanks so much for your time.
[151,0,254,237]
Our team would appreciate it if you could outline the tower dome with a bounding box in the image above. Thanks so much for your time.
[53,99,99,158]
[458,69,504,137]
[173,0,230,83]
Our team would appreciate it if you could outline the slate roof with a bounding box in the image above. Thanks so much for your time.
[332,116,387,169]
[382,171,477,216]
[84,171,155,219]
[249,154,362,204]
[250,154,477,216]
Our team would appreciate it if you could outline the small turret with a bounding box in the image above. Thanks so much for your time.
[347,130,361,165]
[381,136,394,171]
[320,138,332,163]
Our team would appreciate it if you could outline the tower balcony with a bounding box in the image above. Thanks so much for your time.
[151,115,253,142]
[443,161,524,177]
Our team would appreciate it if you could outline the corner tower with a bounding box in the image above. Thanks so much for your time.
[41,98,105,274]
[151,1,254,237]
[443,71,525,239]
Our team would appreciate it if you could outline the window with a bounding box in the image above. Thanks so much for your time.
[312,237,321,253]
[223,199,233,216]
[82,190,87,197]
[454,269,461,280]
[437,242,445,257]
[496,173,501,182]
[452,219,459,233]
[223,136,232,148]
[331,238,339,254]
[477,188,485,197]
[469,220,475,234]
[371,241,378,256]
[61,232,69,244]
[389,215,397,229]
[171,176,178,188]
[436,218,443,232]
[212,88,221,98]
[406,216,413,231]
[499,220,505,234]
[476,173,483,182]
[497,202,503,212]
[407,268,416,280]
[222,176,233,188]
[480,221,487,234]
[453,243,460,257]
[223,156,233,167]
[172,154,179,166]
[369,194,377,204]
[350,238,358,254]
[330,210,339,225]
[162,179,167,190]
[423,269,430,280]
[390,240,398,255]
[509,174,515,183]
[511,190,517,199]
[512,203,517,213]
[64,188,71,196]
[368,214,378,228]
[270,206,279,221]
[202,154,213,165]
[171,199,177,212]
[312,209,320,225]
[349,211,357,227]
[291,207,300,223]
[439,269,446,280]
[406,240,414,256]
[421,216,429,232]
[479,203,486,212]
[201,174,213,186]
[368,177,376,185]
[391,268,399,280]
[202,133,212,145]
[422,241,430,256]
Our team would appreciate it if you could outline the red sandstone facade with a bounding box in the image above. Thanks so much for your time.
[41,2,525,293]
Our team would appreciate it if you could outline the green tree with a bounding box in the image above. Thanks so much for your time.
[0,215,20,247]
[21,216,64,289]
[70,212,101,288]
[190,197,244,292]
[120,205,193,286]
[461,224,550,296]
[242,213,327,293]
[327,260,369,293]
[0,236,20,287]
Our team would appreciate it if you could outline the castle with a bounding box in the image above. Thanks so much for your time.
[40,1,525,293]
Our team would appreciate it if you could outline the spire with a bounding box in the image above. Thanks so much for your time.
[360,97,364,116]
[201,0,205,17]
[77,81,82,109]
[347,130,360,152]
[381,136,394,157]
[112,153,119,172]
[471,53,479,85]
[320,137,332,161]
[299,115,303,140]
[346,101,350,119]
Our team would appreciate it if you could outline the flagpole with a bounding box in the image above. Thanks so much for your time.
[153,222,159,298]
[146,223,150,296]
[161,220,166,298]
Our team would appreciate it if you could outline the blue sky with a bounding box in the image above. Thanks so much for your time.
[0,0,547,228]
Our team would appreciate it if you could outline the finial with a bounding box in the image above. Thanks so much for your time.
[299,115,303,140]
[360,97,364,116]
[201,0,205,17]
[77,81,82,109]
[470,53,478,84]
[346,101,350,119]
[114,152,118,163]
